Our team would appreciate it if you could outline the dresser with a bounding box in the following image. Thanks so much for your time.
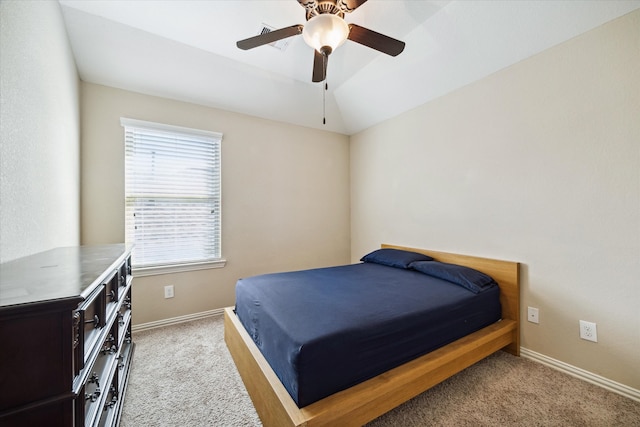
[0,244,134,427]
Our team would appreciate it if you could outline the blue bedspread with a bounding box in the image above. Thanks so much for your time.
[234,262,501,407]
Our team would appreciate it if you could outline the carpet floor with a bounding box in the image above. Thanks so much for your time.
[120,315,640,426]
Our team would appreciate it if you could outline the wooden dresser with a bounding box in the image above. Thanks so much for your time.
[0,244,134,427]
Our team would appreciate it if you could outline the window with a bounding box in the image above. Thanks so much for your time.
[122,118,224,275]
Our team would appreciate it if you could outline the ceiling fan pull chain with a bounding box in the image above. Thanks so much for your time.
[323,82,327,124]
[323,55,327,125]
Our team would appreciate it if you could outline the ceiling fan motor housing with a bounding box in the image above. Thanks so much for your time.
[301,0,346,20]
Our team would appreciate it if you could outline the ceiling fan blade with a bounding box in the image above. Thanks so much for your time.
[347,24,405,56]
[312,49,327,82]
[237,25,303,50]
[337,0,368,13]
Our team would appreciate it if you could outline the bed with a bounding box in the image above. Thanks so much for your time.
[224,244,520,426]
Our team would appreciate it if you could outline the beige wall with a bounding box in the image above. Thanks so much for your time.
[4,0,637,397]
[350,10,640,390]
[0,1,80,263]
[81,83,350,324]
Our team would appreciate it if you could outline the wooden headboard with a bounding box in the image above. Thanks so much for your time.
[382,244,520,355]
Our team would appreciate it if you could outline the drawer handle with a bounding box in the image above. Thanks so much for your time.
[85,375,101,403]
[88,372,100,388]
[104,385,119,410]
[85,387,101,402]
[101,335,117,355]
[117,354,125,370]
[120,275,126,286]
[109,289,117,302]
[118,312,124,326]
[101,344,117,355]
[84,314,100,329]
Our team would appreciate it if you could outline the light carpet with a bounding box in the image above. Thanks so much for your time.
[120,315,640,426]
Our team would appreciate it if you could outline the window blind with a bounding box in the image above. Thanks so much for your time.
[122,118,222,268]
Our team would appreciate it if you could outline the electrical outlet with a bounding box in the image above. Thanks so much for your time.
[164,285,174,299]
[579,320,597,342]
[527,307,539,324]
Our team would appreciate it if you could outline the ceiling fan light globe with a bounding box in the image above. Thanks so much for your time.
[302,14,349,53]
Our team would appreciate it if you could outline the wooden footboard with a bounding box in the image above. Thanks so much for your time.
[224,245,520,426]
[225,307,516,427]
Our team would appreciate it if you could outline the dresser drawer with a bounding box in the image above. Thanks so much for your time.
[104,270,119,307]
[118,256,131,290]
[73,286,106,378]
[97,369,121,427]
[99,337,134,427]
[82,324,119,427]
[117,333,134,388]
[79,286,107,366]
[117,289,132,345]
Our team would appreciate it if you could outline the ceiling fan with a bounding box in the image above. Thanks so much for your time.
[236,0,406,83]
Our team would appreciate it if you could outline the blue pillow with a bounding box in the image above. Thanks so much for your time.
[409,260,496,293]
[360,249,434,269]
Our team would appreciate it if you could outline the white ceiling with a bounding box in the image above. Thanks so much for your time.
[59,0,640,135]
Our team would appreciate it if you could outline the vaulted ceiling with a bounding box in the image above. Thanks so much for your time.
[59,1,639,135]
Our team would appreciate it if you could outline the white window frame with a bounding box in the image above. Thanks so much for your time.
[122,118,225,277]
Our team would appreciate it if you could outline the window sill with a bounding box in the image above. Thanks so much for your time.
[132,259,227,277]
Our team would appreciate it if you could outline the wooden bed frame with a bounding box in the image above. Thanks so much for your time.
[224,244,520,426]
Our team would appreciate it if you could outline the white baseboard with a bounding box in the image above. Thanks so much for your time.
[520,347,640,402]
[132,308,224,333]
